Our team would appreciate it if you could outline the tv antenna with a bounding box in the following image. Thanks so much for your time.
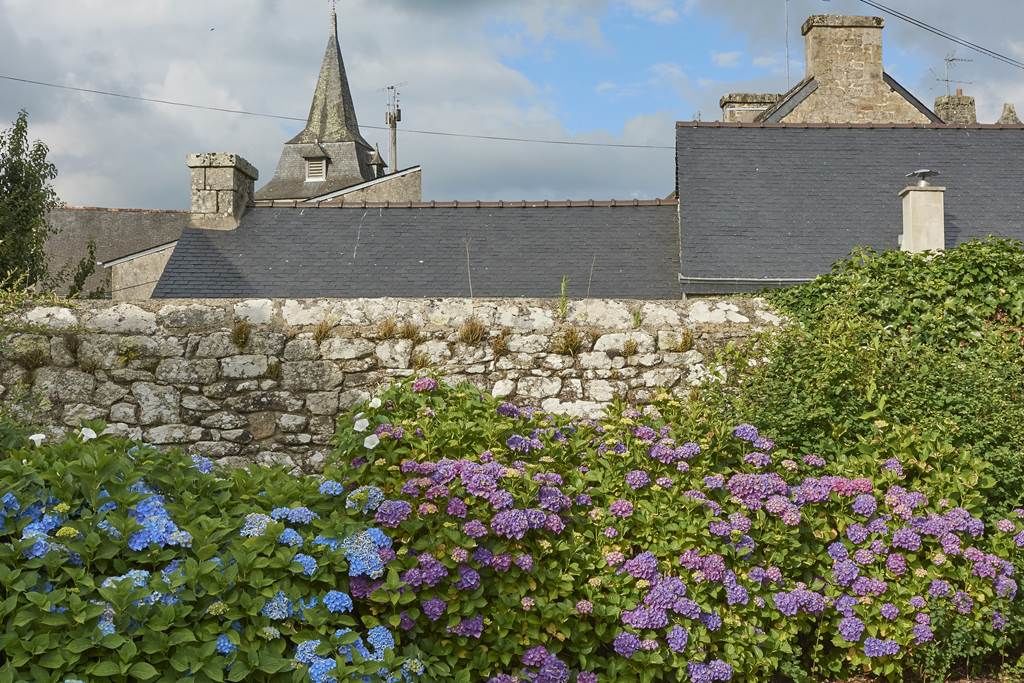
[933,52,973,96]
[384,82,407,173]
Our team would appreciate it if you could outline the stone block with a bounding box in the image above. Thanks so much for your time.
[220,355,269,379]
[103,423,143,441]
[191,189,218,214]
[109,403,138,424]
[281,361,344,391]
[62,403,106,426]
[94,382,129,407]
[48,337,76,367]
[156,358,220,384]
[578,352,612,370]
[278,414,308,433]
[338,389,370,410]
[492,379,516,398]
[224,391,304,413]
[586,380,624,402]
[144,425,208,445]
[201,412,248,430]
[234,299,276,325]
[416,339,451,365]
[306,391,340,415]
[33,367,95,403]
[132,382,180,425]
[321,338,375,360]
[642,369,682,388]
[84,304,158,334]
[23,306,78,330]
[190,441,242,459]
[284,339,321,361]
[221,429,255,444]
[158,304,227,329]
[181,394,221,412]
[507,335,549,354]
[593,332,655,355]
[517,376,562,399]
[567,300,633,328]
[374,340,412,369]
[247,411,278,440]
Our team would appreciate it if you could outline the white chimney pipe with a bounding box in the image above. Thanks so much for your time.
[899,171,945,253]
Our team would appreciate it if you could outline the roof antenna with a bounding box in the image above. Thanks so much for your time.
[384,83,407,173]
[935,51,973,96]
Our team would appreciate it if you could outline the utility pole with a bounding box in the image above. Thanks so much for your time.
[385,84,403,173]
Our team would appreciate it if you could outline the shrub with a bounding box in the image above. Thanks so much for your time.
[327,380,1024,681]
[457,317,487,346]
[0,423,423,682]
[731,240,1024,512]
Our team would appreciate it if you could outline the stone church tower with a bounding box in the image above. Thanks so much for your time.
[255,5,419,202]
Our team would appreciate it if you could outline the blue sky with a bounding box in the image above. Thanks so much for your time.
[1,0,1022,207]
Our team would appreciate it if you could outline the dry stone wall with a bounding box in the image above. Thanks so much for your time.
[0,298,781,472]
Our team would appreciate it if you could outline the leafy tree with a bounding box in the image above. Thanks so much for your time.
[0,109,60,288]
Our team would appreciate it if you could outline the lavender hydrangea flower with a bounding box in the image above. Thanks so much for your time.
[613,632,640,658]
[863,637,900,658]
[375,500,412,528]
[609,500,633,518]
[666,625,689,653]
[838,617,865,642]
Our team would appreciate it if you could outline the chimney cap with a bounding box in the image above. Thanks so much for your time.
[906,169,940,187]
[801,14,884,35]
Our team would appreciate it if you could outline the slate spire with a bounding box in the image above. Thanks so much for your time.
[288,1,370,148]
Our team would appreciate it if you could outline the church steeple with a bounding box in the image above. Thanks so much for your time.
[287,1,371,148]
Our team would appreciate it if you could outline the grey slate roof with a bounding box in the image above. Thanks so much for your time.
[153,204,681,299]
[676,122,1024,293]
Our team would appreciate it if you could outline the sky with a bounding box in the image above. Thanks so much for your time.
[1,0,1023,208]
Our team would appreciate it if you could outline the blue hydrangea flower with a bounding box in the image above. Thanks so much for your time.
[216,633,236,655]
[314,535,340,551]
[293,553,317,576]
[191,455,214,475]
[308,656,337,683]
[367,626,395,653]
[324,591,353,613]
[240,513,273,537]
[295,639,321,664]
[319,480,345,496]
[346,486,385,514]
[260,591,293,620]
[342,530,389,578]
[270,507,319,525]
[278,528,304,547]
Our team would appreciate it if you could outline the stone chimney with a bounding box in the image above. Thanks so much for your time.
[720,93,781,123]
[187,153,259,230]
[999,103,1022,125]
[934,88,977,125]
[802,15,884,83]
[899,173,945,253]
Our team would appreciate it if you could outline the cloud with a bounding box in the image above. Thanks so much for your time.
[712,51,743,68]
[0,0,680,208]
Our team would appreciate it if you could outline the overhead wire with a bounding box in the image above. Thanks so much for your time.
[853,0,1024,71]
[0,74,674,150]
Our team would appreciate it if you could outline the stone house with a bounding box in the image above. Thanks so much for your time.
[46,13,1024,299]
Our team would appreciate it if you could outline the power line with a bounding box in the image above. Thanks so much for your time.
[0,73,674,151]
[853,0,1024,72]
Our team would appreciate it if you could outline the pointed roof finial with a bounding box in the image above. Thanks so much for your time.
[330,0,338,35]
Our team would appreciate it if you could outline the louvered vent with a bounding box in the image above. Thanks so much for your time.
[306,159,327,181]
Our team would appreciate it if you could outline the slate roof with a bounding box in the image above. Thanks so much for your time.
[676,122,1024,293]
[152,202,681,299]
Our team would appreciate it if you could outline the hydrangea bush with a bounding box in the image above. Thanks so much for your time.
[329,379,1024,681]
[0,422,422,682]
[2,376,1023,681]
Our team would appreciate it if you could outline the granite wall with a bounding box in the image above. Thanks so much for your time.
[0,297,781,472]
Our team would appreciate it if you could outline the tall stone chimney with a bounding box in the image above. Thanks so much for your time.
[900,173,945,253]
[999,103,1022,125]
[803,15,884,83]
[720,93,781,123]
[934,89,977,125]
[187,154,259,230]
